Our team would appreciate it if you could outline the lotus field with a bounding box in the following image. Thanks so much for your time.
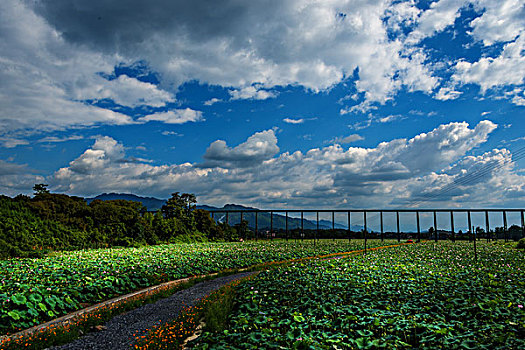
[0,240,395,335]
[194,241,524,349]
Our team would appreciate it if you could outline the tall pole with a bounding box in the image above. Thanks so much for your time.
[450,211,455,242]
[416,211,420,242]
[503,211,508,242]
[332,211,335,241]
[433,211,438,242]
[316,211,319,243]
[396,211,400,242]
[348,211,351,242]
[226,212,229,225]
[380,211,384,242]
[301,211,304,241]
[467,211,472,241]
[470,210,477,261]
[285,211,288,241]
[485,210,490,242]
[255,212,258,241]
[364,211,367,255]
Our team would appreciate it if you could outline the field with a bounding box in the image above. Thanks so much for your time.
[0,239,394,335]
[193,241,524,349]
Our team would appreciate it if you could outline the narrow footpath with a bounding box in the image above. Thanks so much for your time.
[50,271,256,350]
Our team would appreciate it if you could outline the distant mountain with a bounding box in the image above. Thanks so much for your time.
[86,193,167,211]
[85,195,361,230]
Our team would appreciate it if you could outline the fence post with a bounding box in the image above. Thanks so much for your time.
[380,211,384,242]
[301,211,304,242]
[316,211,319,243]
[433,211,438,242]
[364,211,367,254]
[416,211,420,242]
[467,210,472,242]
[348,211,351,242]
[503,211,508,242]
[396,211,400,242]
[485,210,490,242]
[285,211,288,241]
[450,211,455,242]
[255,212,258,241]
[332,211,335,241]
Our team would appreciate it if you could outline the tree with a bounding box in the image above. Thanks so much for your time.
[33,184,49,196]
[161,192,196,231]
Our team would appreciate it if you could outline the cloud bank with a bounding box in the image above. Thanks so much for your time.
[41,120,524,208]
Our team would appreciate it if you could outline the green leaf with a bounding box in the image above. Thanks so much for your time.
[28,293,43,303]
[8,310,21,320]
[11,294,27,305]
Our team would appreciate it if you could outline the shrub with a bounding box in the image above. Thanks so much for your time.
[517,238,525,249]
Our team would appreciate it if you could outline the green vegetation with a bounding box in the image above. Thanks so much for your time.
[0,189,239,259]
[0,240,393,335]
[193,241,525,349]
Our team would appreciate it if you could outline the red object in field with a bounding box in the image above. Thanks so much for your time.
[406,239,413,243]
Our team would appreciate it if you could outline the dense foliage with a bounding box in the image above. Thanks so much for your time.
[194,241,525,349]
[0,240,392,335]
[0,191,239,259]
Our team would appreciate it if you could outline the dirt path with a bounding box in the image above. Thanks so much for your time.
[50,271,256,350]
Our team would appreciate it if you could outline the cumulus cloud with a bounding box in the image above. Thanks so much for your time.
[202,130,279,168]
[469,0,525,45]
[452,35,525,93]
[138,108,204,124]
[44,120,523,208]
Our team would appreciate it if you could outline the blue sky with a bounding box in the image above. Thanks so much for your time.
[0,0,524,209]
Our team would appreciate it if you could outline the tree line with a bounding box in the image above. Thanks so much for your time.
[0,185,247,259]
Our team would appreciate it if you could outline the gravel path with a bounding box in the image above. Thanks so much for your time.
[50,271,256,350]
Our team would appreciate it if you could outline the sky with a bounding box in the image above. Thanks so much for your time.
[0,0,524,210]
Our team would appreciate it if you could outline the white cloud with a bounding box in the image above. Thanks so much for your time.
[45,120,521,208]
[452,35,525,93]
[19,0,443,111]
[36,135,85,143]
[379,114,405,123]
[73,74,174,108]
[161,131,184,136]
[469,0,525,46]
[283,118,304,124]
[435,87,463,100]
[204,98,222,106]
[202,129,279,168]
[138,108,203,124]
[0,0,135,138]
[405,0,469,44]
[229,86,277,100]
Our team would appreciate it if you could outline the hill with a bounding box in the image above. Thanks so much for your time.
[86,193,167,211]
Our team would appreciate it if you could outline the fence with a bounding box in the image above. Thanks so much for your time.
[208,208,525,243]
